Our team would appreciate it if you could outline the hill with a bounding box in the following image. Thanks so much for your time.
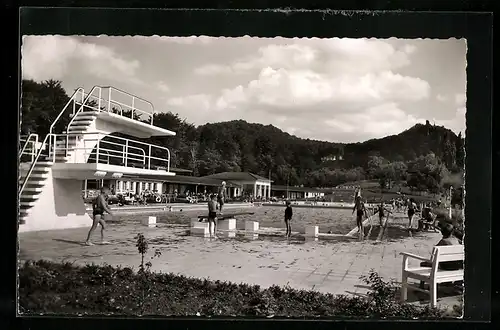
[20,79,465,191]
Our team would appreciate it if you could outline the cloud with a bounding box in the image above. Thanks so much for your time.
[437,94,448,102]
[21,35,141,83]
[435,107,466,136]
[153,36,214,45]
[214,68,430,111]
[454,93,466,107]
[194,38,417,76]
[157,81,170,93]
[166,38,437,142]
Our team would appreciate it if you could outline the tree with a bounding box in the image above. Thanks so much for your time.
[367,155,387,178]
[455,132,465,170]
[21,79,71,137]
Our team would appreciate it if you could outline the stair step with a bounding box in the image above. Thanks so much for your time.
[20,200,37,207]
[23,181,46,187]
[72,119,94,124]
[29,173,50,179]
[24,187,44,193]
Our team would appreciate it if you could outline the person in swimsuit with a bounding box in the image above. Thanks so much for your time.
[284,200,293,238]
[352,196,368,239]
[207,194,218,238]
[217,181,226,214]
[85,186,113,246]
[407,198,417,229]
[374,201,392,226]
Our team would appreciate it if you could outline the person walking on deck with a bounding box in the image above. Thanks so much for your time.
[352,195,368,239]
[284,200,293,238]
[85,186,114,246]
[217,181,227,214]
[374,201,392,226]
[208,194,218,239]
[407,198,417,229]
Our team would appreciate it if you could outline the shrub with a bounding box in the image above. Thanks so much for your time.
[17,237,461,318]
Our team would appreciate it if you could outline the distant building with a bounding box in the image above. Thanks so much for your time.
[201,172,273,199]
[321,154,343,162]
[271,185,325,200]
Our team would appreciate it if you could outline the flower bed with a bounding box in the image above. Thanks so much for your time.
[18,260,460,318]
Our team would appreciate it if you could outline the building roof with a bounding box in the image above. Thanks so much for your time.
[271,185,324,193]
[120,174,239,187]
[202,172,273,182]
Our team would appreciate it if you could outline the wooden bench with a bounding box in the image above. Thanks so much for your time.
[400,245,464,307]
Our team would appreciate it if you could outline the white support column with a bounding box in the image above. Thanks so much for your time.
[158,182,163,193]
[254,183,257,198]
[132,181,136,193]
[138,182,143,194]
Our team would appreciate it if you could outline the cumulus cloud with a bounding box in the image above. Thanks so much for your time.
[164,38,445,142]
[21,35,466,142]
[22,36,141,84]
[195,38,418,76]
[157,81,170,93]
[153,35,214,45]
[437,94,448,102]
[455,93,466,107]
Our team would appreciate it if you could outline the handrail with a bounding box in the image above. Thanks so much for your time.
[49,132,170,172]
[19,133,39,161]
[100,85,155,124]
[66,86,100,135]
[20,89,96,196]
[49,88,85,135]
[19,133,53,195]
[78,91,125,115]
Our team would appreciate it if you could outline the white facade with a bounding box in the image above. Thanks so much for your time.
[305,191,325,199]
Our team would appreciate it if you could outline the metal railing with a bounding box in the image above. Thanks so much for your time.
[19,134,39,163]
[67,86,155,131]
[20,85,161,197]
[20,88,96,196]
[52,132,171,172]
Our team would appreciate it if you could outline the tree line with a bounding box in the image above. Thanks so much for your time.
[20,79,465,194]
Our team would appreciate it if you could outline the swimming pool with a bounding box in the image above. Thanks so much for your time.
[114,205,362,234]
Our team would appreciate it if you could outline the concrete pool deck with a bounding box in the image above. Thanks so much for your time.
[18,212,462,312]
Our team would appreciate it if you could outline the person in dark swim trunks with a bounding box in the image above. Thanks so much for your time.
[85,186,114,246]
[208,194,218,238]
[352,196,368,239]
[284,200,293,238]
[407,198,417,229]
[374,201,392,226]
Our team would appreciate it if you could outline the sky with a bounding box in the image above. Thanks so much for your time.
[21,35,467,143]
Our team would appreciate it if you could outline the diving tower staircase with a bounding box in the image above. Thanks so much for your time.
[18,86,177,232]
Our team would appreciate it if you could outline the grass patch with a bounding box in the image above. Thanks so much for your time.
[18,233,461,318]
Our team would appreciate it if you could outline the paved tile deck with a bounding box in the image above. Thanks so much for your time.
[18,212,462,312]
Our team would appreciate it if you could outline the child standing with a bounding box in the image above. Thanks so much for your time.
[284,200,293,238]
[208,194,218,238]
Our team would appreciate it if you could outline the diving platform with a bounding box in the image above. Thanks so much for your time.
[18,85,177,232]
[51,163,176,180]
[92,110,176,138]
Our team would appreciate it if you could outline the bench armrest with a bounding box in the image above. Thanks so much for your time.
[400,252,431,262]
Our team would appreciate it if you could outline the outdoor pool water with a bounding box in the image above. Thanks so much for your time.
[114,205,359,234]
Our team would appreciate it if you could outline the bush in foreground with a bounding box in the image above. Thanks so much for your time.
[18,260,461,318]
[18,233,461,318]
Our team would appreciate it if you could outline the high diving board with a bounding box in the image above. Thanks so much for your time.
[96,111,176,138]
[51,163,176,180]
